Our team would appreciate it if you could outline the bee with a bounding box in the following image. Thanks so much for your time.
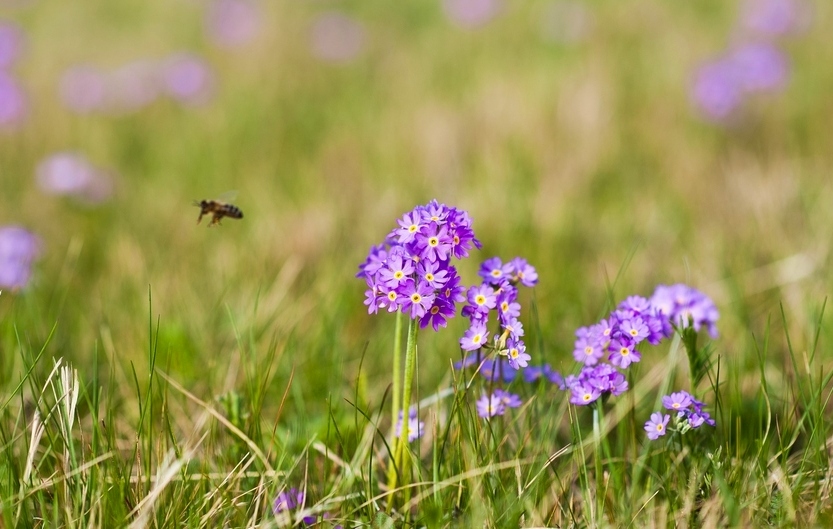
[194,199,244,227]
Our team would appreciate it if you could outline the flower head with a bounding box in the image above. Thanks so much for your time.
[476,392,506,418]
[644,412,670,440]
[395,410,425,442]
[0,226,40,290]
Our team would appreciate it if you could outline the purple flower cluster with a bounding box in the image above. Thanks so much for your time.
[690,0,810,122]
[357,200,480,329]
[36,152,114,204]
[572,295,667,369]
[565,363,628,406]
[649,284,720,338]
[459,257,538,370]
[0,226,40,290]
[394,409,425,442]
[59,53,216,115]
[566,286,718,407]
[476,389,522,419]
[645,390,715,440]
[0,20,26,129]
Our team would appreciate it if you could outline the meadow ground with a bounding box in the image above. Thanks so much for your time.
[1,0,833,527]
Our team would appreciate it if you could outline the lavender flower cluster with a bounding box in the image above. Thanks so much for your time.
[475,388,522,419]
[566,284,718,408]
[691,0,810,122]
[459,257,538,370]
[60,53,216,115]
[645,390,715,440]
[357,200,480,330]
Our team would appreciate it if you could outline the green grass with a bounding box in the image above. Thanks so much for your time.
[2,0,833,526]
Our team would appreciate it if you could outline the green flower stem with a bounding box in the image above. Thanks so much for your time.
[593,405,604,524]
[388,316,418,509]
[386,311,404,499]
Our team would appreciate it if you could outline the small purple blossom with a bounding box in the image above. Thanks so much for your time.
[662,391,693,411]
[0,226,40,290]
[160,53,215,106]
[569,381,601,406]
[730,42,789,93]
[505,338,530,369]
[691,59,744,122]
[644,412,670,440]
[36,152,114,204]
[59,65,108,114]
[493,389,522,408]
[476,392,505,418]
[395,410,425,442]
[460,322,489,351]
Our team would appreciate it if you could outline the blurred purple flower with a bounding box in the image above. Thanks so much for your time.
[36,152,114,204]
[443,0,503,29]
[59,65,107,114]
[0,20,24,69]
[650,284,719,338]
[206,0,261,49]
[310,12,366,64]
[0,72,25,128]
[161,53,215,106]
[395,409,425,442]
[691,59,743,122]
[730,42,789,93]
[740,0,809,37]
[0,226,40,290]
[539,0,593,44]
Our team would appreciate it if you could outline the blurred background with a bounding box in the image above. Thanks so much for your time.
[0,0,830,425]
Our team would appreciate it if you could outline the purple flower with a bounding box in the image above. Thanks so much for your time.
[691,59,743,122]
[650,284,719,338]
[420,298,456,331]
[36,152,114,204]
[310,12,366,64]
[569,381,601,406]
[395,410,425,442]
[573,333,605,365]
[505,338,530,369]
[0,21,24,69]
[494,389,522,408]
[644,412,670,440]
[398,279,435,319]
[478,257,509,284]
[443,0,504,29]
[0,72,26,128]
[460,322,489,351]
[662,391,693,411]
[740,0,809,37]
[478,357,518,383]
[59,65,108,114]
[476,392,506,418]
[161,53,215,106]
[378,254,414,288]
[466,283,497,315]
[608,338,641,369]
[507,257,538,287]
[0,226,40,290]
[730,42,789,93]
[205,0,261,49]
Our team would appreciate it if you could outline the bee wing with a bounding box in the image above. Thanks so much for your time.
[216,190,239,203]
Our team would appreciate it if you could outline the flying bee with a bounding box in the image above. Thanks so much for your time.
[194,199,244,227]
